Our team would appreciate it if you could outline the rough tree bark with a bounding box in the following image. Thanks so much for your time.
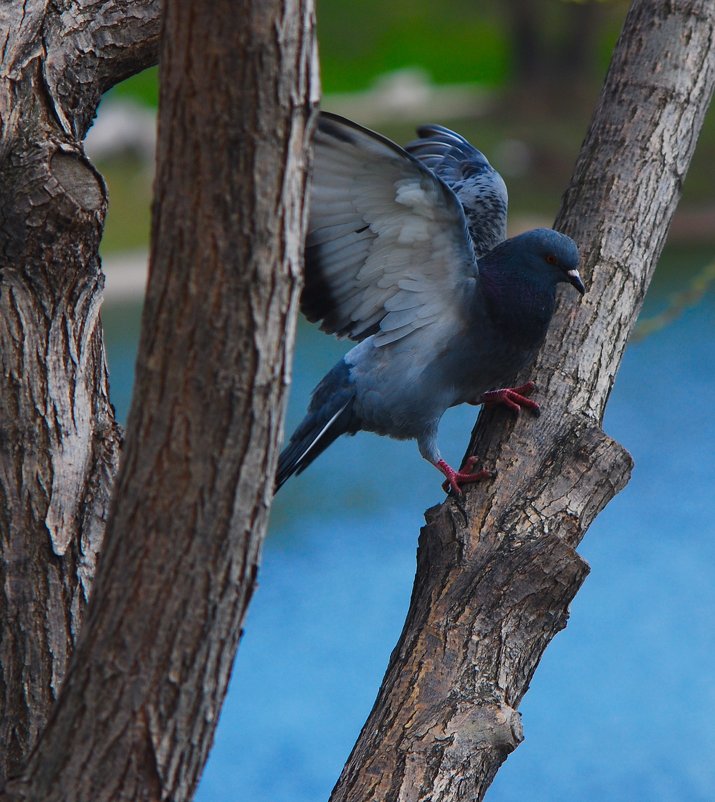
[0,1,318,801]
[330,2,714,801]
[0,0,160,785]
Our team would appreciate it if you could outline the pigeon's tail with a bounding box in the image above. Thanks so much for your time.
[275,360,358,493]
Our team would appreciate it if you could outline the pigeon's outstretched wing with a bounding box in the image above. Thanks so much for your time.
[405,125,507,258]
[304,112,479,348]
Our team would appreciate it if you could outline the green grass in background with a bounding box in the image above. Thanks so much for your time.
[97,0,713,255]
[107,2,510,102]
[317,0,509,92]
[110,65,159,106]
[100,158,154,254]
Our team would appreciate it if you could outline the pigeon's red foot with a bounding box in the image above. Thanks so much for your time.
[480,381,540,415]
[437,457,493,495]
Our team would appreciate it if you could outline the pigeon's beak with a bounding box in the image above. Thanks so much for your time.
[566,269,586,296]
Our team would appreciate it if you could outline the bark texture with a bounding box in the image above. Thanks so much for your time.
[0,0,159,784]
[2,1,318,801]
[330,2,715,801]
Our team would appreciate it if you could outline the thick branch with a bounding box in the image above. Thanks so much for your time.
[0,1,160,141]
[330,2,715,801]
[0,2,129,783]
[1,1,318,800]
[43,0,161,138]
[0,0,159,782]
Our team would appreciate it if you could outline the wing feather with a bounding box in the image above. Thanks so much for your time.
[303,112,479,346]
[405,124,508,259]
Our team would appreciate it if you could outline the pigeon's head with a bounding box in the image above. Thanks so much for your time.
[517,228,585,296]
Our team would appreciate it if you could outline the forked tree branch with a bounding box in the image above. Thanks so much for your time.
[329,2,715,800]
[0,1,160,141]
[0,0,159,785]
[43,0,161,138]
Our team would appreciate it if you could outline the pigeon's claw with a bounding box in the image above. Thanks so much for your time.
[480,381,540,415]
[437,457,493,495]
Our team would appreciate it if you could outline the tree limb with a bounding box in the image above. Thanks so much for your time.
[0,0,158,785]
[43,0,161,138]
[330,2,715,800]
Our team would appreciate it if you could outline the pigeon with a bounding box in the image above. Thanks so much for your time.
[276,112,584,494]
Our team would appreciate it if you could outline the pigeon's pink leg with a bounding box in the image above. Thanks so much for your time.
[436,457,493,495]
[479,381,540,414]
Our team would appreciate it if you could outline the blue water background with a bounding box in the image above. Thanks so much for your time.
[101,244,715,801]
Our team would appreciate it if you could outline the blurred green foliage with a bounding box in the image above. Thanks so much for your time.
[99,0,713,255]
[109,3,510,103]
[100,159,153,253]
[317,0,509,91]
[107,1,624,102]
[110,65,158,106]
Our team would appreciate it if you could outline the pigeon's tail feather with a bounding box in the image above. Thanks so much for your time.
[275,401,354,491]
[275,361,358,492]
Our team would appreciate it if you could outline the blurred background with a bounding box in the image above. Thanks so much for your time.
[89,1,715,800]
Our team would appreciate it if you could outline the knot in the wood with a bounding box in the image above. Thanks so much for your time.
[50,152,104,213]
[446,702,524,752]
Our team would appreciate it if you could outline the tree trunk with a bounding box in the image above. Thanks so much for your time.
[0,1,159,784]
[329,2,714,801]
[1,1,318,800]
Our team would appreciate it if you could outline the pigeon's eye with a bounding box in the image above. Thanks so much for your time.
[545,254,558,266]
